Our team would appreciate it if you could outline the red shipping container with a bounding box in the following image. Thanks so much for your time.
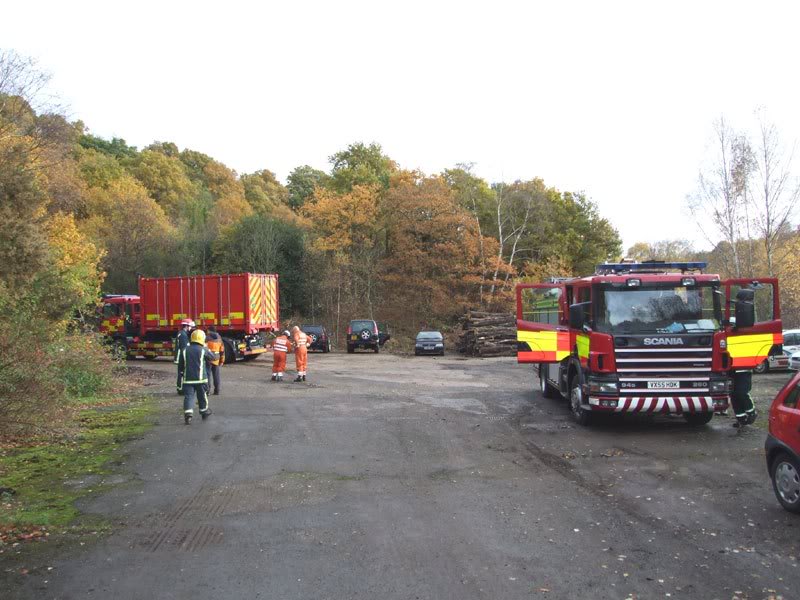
[138,273,279,336]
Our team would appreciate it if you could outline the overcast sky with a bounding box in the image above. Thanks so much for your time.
[3,0,799,251]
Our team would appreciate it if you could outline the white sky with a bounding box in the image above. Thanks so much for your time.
[3,0,799,251]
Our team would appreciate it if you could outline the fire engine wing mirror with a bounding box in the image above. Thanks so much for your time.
[569,302,591,331]
[734,288,756,329]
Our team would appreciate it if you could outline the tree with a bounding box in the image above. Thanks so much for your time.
[287,165,329,210]
[329,142,396,193]
[128,149,197,219]
[213,215,308,315]
[626,239,696,262]
[241,169,289,214]
[689,117,754,277]
[750,111,800,276]
[82,176,177,292]
[78,133,137,159]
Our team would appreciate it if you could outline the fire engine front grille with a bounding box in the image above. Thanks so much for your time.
[614,346,713,395]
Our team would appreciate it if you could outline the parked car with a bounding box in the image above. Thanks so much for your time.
[415,331,445,356]
[790,351,800,372]
[755,352,790,373]
[301,324,331,353]
[766,371,800,513]
[347,319,381,353]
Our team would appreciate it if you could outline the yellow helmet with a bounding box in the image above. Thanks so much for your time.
[190,329,206,345]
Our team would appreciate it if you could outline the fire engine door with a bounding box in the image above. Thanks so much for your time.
[723,278,782,369]
[516,283,569,364]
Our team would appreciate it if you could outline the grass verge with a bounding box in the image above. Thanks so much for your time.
[0,394,156,546]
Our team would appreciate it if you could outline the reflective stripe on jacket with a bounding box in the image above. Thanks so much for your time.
[178,342,217,384]
[173,329,190,364]
[273,335,291,353]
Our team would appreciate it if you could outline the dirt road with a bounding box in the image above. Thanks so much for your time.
[6,353,799,599]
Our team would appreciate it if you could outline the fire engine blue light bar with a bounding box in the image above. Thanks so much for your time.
[596,262,707,274]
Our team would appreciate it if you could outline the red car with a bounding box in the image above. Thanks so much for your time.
[766,372,800,513]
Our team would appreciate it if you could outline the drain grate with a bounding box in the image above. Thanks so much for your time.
[139,524,223,552]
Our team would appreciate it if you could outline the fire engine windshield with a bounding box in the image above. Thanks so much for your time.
[595,284,721,334]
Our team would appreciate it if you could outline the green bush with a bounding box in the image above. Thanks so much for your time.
[56,333,117,399]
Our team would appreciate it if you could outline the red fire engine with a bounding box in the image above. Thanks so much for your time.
[517,262,782,426]
[99,273,280,362]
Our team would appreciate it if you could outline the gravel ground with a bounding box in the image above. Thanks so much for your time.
[3,353,799,600]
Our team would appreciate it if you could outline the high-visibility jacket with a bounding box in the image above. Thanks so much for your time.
[177,342,218,385]
[293,331,309,349]
[173,329,190,364]
[273,335,292,353]
[206,333,225,366]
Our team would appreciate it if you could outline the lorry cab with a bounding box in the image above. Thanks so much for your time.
[517,262,782,426]
[99,295,141,337]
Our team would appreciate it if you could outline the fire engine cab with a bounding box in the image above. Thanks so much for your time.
[516,262,782,426]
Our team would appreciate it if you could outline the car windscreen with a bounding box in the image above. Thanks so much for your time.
[416,332,443,341]
[302,326,323,334]
[595,283,721,335]
[351,320,375,332]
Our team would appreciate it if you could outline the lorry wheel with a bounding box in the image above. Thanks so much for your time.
[684,411,714,426]
[569,380,592,426]
[754,360,768,374]
[539,365,560,399]
[223,340,237,364]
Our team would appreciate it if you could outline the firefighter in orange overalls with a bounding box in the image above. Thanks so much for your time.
[271,330,292,382]
[292,326,309,382]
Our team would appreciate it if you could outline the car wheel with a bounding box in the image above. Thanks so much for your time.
[683,411,714,426]
[771,452,800,513]
[569,379,592,426]
[754,360,768,374]
[539,365,560,399]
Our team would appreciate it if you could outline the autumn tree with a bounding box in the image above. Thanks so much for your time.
[626,239,696,262]
[329,142,396,193]
[241,169,289,214]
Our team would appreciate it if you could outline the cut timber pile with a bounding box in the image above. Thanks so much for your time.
[457,310,517,357]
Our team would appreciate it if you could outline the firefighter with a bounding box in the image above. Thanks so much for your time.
[178,328,218,424]
[731,369,757,428]
[206,325,225,395]
[271,330,292,382]
[292,325,309,382]
[174,319,195,395]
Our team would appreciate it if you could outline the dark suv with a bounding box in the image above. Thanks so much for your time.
[301,325,331,353]
[347,319,381,353]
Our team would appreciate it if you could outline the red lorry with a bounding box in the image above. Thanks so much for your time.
[517,261,782,426]
[99,273,280,362]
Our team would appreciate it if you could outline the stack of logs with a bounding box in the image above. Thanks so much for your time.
[457,310,517,357]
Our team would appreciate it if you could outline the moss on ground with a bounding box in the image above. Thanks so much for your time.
[0,396,155,533]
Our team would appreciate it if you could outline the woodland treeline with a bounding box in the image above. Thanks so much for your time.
[0,51,622,346]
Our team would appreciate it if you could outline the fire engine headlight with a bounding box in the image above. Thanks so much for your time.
[709,380,729,393]
[588,379,618,394]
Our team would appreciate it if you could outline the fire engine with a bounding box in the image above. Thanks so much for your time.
[516,262,782,426]
[99,273,280,362]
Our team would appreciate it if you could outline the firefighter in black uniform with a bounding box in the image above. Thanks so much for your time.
[731,370,757,428]
[174,319,195,395]
[178,329,218,424]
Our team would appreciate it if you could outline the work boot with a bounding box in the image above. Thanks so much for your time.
[184,413,192,425]
[302,375,306,382]
[271,375,277,382]
[201,410,212,420]
[732,415,749,429]
[213,390,219,395]
[277,375,283,382]
[746,409,758,425]
[294,375,303,382]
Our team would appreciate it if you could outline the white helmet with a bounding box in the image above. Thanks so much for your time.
[283,330,291,337]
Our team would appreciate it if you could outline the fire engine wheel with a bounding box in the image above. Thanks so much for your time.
[771,452,800,513]
[754,359,768,374]
[683,411,714,426]
[569,380,592,426]
[223,340,237,364]
[539,365,559,399]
